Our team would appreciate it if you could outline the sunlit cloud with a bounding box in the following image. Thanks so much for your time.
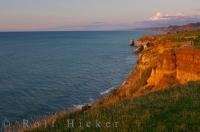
[134,11,200,28]
[149,12,185,21]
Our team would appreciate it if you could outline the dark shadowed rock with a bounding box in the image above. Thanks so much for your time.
[129,39,135,46]
[82,104,91,111]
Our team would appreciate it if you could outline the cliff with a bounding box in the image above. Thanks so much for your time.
[94,30,200,106]
[148,48,200,87]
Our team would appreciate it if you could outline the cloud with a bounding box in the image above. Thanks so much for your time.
[134,11,200,28]
[149,12,185,21]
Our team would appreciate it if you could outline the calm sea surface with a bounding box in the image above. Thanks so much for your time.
[0,31,152,122]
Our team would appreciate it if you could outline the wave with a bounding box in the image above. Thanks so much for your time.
[100,87,116,95]
[121,80,126,86]
[72,104,85,109]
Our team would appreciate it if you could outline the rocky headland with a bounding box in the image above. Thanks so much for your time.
[95,28,200,106]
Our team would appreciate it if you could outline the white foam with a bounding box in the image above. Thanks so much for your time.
[72,104,84,109]
[100,87,115,95]
[121,81,126,86]
[72,98,94,110]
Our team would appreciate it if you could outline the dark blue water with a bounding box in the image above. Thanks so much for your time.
[0,31,150,122]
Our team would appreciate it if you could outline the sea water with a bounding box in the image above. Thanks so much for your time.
[0,31,151,122]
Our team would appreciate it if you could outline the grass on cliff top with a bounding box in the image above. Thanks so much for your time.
[141,30,200,49]
[30,81,200,132]
[192,35,200,48]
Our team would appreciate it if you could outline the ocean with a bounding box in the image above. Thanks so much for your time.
[0,31,151,122]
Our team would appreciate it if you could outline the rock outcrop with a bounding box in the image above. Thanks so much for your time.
[176,48,200,83]
[147,48,200,88]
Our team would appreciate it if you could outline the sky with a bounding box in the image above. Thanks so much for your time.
[1,0,200,31]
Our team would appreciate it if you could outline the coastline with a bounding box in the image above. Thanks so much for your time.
[0,31,139,127]
[3,33,141,131]
[4,24,200,131]
[3,30,173,131]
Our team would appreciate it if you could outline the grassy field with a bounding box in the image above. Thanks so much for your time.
[29,81,200,132]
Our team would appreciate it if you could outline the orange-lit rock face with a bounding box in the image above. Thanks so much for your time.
[176,48,200,83]
[147,49,177,88]
[148,48,200,87]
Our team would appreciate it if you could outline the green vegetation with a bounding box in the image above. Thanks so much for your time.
[30,81,200,132]
[192,35,200,48]
[159,31,200,43]
[138,30,200,49]
[143,30,200,49]
[129,67,152,94]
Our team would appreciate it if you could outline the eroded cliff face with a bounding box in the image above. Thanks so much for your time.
[176,48,200,83]
[147,49,177,88]
[140,38,200,88]
[94,32,200,106]
[147,48,200,88]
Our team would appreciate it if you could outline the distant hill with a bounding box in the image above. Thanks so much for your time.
[147,22,200,33]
